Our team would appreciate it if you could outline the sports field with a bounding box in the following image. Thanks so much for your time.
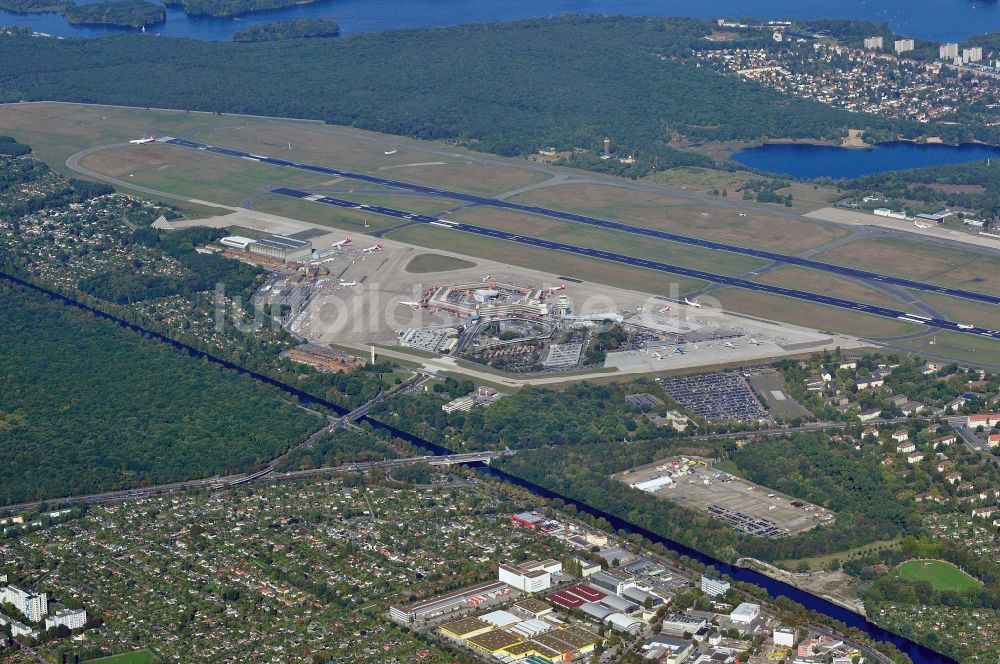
[84,649,160,664]
[897,559,981,592]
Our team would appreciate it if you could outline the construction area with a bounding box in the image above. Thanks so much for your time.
[614,457,835,538]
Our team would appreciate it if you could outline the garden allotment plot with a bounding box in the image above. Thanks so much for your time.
[614,457,835,538]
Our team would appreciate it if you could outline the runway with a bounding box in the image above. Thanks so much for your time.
[163,137,1000,307]
[271,186,999,340]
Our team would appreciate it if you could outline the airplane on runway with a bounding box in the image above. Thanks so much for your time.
[384,149,398,155]
[361,241,383,254]
[129,135,156,144]
[684,297,702,308]
[339,279,359,287]
[328,236,352,250]
[957,323,974,330]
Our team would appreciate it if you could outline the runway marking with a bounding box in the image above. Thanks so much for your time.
[162,137,1000,308]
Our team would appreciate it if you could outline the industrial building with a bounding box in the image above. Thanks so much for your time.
[248,234,312,263]
[729,602,762,625]
[589,568,637,595]
[499,560,561,593]
[388,580,509,623]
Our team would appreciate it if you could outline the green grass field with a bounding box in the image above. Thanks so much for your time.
[897,559,981,592]
[85,649,160,664]
[405,253,477,273]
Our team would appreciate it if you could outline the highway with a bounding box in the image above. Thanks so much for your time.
[270,186,1000,340]
[163,137,1000,307]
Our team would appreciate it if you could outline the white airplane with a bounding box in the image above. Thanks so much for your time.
[658,305,672,313]
[724,341,736,349]
[549,284,566,292]
[384,149,398,155]
[482,275,493,282]
[651,351,664,360]
[361,241,383,254]
[328,236,352,250]
[684,297,702,308]
[339,279,359,287]
[914,221,929,229]
[397,301,422,309]
[749,338,762,346]
[129,135,156,144]
[957,323,974,330]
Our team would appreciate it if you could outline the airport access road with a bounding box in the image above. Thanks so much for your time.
[162,137,1000,307]
[271,187,1000,342]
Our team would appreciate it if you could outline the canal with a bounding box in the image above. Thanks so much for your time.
[0,270,954,664]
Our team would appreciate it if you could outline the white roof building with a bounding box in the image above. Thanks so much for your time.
[729,602,761,624]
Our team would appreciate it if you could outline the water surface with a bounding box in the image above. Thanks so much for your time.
[1,0,998,42]
[730,141,1000,179]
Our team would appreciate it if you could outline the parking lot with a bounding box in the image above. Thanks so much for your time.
[614,457,834,537]
[658,372,769,422]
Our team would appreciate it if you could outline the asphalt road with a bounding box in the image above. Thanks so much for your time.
[164,137,1000,307]
[270,186,999,340]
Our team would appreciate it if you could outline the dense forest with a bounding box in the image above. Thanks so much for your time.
[0,16,942,174]
[233,18,340,42]
[0,280,322,506]
[371,380,681,450]
[64,0,165,28]
[0,0,71,12]
[849,159,1000,223]
[164,0,330,18]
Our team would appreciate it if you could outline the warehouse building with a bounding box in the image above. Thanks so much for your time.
[389,580,508,623]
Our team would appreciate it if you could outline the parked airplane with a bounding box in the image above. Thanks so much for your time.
[397,301,422,309]
[129,135,156,144]
[384,149,398,155]
[549,284,566,292]
[684,297,702,308]
[651,351,664,360]
[914,221,929,229]
[724,341,736,349]
[674,347,687,354]
[749,338,762,346]
[361,241,383,254]
[328,236,352,249]
[339,279,359,287]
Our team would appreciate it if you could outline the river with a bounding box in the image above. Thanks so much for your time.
[0,270,955,664]
[0,0,998,42]
[730,141,1000,179]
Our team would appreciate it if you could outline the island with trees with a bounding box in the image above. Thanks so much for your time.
[233,18,340,42]
[164,0,331,19]
[0,0,72,13]
[64,0,165,28]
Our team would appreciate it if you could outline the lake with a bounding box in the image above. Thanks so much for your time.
[730,141,1000,179]
[1,0,1000,42]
